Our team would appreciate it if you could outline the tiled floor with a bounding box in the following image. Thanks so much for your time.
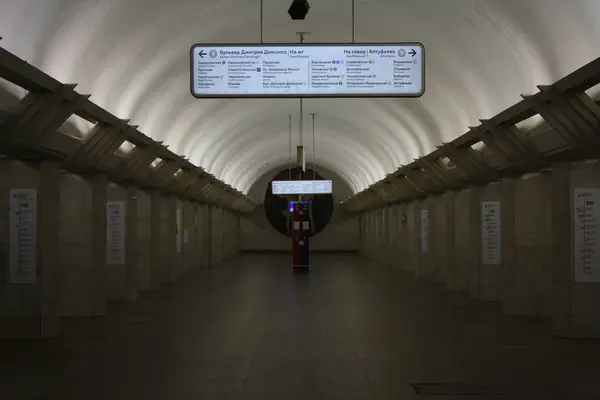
[1,254,600,399]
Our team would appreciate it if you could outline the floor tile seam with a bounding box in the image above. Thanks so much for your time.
[239,324,267,397]
[347,333,380,400]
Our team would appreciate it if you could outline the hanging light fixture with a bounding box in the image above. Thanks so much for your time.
[288,0,310,20]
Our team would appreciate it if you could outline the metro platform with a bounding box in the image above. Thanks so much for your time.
[1,254,599,400]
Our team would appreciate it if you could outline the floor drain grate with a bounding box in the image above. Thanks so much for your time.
[411,382,509,396]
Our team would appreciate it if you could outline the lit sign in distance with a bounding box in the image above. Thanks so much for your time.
[190,43,424,98]
[272,180,333,195]
[289,200,309,212]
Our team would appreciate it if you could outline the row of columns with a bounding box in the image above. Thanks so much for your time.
[359,160,600,339]
[0,158,241,338]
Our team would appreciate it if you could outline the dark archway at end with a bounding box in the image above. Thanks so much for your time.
[263,167,334,237]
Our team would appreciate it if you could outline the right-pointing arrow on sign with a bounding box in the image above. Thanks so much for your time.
[409,49,417,57]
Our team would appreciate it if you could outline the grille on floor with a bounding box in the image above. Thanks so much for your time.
[411,382,509,396]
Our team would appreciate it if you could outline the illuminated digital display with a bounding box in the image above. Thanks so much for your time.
[272,180,332,195]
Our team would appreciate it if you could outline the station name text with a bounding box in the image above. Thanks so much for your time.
[218,49,304,55]
[214,48,398,56]
[344,49,396,55]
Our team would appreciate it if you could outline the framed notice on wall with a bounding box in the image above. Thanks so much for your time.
[9,189,38,284]
[421,209,429,253]
[574,188,600,282]
[106,201,126,265]
[481,201,501,265]
[176,208,182,253]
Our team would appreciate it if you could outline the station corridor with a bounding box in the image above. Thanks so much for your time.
[1,254,599,400]
[3,1,600,399]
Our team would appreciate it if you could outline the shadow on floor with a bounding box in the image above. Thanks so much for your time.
[1,254,599,400]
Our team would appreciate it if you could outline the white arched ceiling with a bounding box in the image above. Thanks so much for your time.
[2,0,600,196]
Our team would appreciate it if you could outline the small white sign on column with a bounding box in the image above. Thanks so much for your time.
[574,188,600,282]
[9,189,38,284]
[176,208,182,253]
[421,209,429,253]
[481,201,501,265]
[106,201,126,265]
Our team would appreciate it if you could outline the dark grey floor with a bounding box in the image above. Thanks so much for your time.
[1,254,600,399]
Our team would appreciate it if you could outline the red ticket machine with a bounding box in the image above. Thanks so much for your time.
[291,200,311,271]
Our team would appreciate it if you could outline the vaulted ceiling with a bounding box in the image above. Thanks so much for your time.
[1,0,599,196]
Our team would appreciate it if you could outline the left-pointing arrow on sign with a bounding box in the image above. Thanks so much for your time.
[198,50,206,58]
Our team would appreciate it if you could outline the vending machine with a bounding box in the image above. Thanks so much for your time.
[291,200,311,271]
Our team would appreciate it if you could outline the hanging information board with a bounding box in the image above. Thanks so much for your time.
[421,209,429,254]
[9,189,38,284]
[481,201,501,265]
[191,43,424,98]
[272,180,332,195]
[106,201,126,265]
[574,188,600,282]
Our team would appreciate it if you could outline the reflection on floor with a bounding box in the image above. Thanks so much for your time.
[1,254,600,400]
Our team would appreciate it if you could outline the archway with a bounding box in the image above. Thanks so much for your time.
[263,167,334,237]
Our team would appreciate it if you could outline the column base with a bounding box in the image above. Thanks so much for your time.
[553,315,600,339]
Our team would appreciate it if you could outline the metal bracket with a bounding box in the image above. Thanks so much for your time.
[186,177,213,200]
[65,120,131,169]
[169,168,203,194]
[522,94,585,148]
[536,85,600,148]
[112,144,162,181]
[438,143,500,183]
[1,84,90,149]
[417,157,460,188]
[403,166,442,193]
[478,120,546,170]
[194,182,216,202]
[147,158,187,188]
